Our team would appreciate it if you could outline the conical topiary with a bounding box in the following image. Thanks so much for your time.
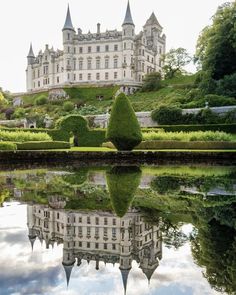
[106,93,142,151]
[106,166,142,217]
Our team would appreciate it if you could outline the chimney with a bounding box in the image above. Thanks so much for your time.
[97,23,101,34]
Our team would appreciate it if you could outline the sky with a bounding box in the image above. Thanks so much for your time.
[0,0,232,93]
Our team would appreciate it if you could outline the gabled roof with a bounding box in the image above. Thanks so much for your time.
[144,12,162,28]
[62,5,75,31]
[123,1,134,26]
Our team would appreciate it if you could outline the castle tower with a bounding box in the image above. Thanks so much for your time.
[62,5,75,84]
[26,43,35,92]
[27,43,35,65]
[144,12,163,52]
[122,1,135,83]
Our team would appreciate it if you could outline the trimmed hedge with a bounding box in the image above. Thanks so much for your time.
[142,123,236,134]
[137,140,236,150]
[16,141,70,150]
[0,142,17,150]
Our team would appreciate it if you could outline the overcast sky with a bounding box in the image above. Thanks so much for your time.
[0,0,232,93]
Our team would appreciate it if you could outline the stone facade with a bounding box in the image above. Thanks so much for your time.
[26,2,166,92]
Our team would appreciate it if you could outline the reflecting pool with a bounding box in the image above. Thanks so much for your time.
[0,165,235,295]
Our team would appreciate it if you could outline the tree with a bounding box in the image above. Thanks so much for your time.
[106,93,142,151]
[195,2,236,80]
[162,48,192,79]
[141,72,162,92]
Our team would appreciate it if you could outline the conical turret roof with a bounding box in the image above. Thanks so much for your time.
[120,268,131,295]
[62,262,75,287]
[27,43,35,58]
[63,5,75,31]
[144,12,162,28]
[123,1,134,26]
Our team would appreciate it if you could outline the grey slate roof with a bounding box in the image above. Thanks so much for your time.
[123,1,134,26]
[27,43,35,58]
[63,5,75,31]
[144,12,162,28]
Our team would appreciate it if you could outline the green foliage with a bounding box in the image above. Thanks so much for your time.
[138,140,236,150]
[152,106,183,124]
[106,93,142,151]
[62,168,88,185]
[0,130,51,142]
[35,95,48,106]
[142,130,233,142]
[195,2,236,80]
[162,48,192,79]
[63,101,74,112]
[0,142,16,150]
[106,166,141,217]
[216,73,236,97]
[64,86,117,100]
[12,108,26,119]
[74,105,102,116]
[57,115,89,134]
[141,72,162,92]
[16,141,70,150]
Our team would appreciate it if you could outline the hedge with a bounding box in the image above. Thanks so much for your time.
[142,124,236,134]
[16,141,71,150]
[0,142,17,150]
[137,140,236,150]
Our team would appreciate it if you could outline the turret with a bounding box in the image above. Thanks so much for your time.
[27,43,35,65]
[122,1,135,38]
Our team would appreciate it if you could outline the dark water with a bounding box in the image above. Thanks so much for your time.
[0,165,235,295]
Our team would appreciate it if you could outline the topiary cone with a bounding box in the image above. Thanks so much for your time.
[106,93,142,151]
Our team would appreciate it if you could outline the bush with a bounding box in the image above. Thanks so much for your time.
[0,142,16,150]
[0,130,51,142]
[137,140,236,150]
[106,166,141,217]
[35,95,48,105]
[216,73,236,97]
[142,131,233,142]
[16,141,70,150]
[12,108,26,119]
[106,93,142,151]
[151,106,183,124]
[141,72,162,92]
[63,101,74,112]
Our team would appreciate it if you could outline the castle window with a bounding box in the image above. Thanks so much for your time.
[142,49,145,56]
[105,45,109,52]
[79,217,82,223]
[56,64,59,73]
[95,243,99,249]
[67,59,70,66]
[124,70,126,77]
[105,72,109,80]
[87,59,92,70]
[87,217,91,224]
[88,46,91,53]
[112,244,116,250]
[96,73,100,80]
[96,46,100,52]
[147,55,150,62]
[123,29,126,36]
[67,73,70,80]
[88,73,91,80]
[104,228,108,237]
[104,243,107,250]
[79,74,83,81]
[132,29,134,36]
[114,58,118,68]
[67,33,70,40]
[96,59,100,69]
[38,69,40,77]
[33,70,35,79]
[68,47,70,53]
[73,74,76,81]
[79,47,83,54]
[95,228,99,236]
[142,63,145,72]
[57,77,60,83]
[79,242,82,247]
[114,72,118,79]
[73,60,76,70]
[95,217,99,225]
[114,44,118,51]
[79,60,83,70]
[124,42,126,50]
[112,228,116,238]
[87,227,91,235]
[87,242,90,248]
[113,219,116,226]
[78,226,82,235]
[104,218,108,225]
[74,47,76,54]
[105,58,109,69]
[38,81,40,87]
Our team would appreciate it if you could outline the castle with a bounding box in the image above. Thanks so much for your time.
[26,1,166,92]
[27,205,162,293]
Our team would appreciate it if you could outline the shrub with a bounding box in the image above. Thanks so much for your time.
[0,130,51,142]
[63,101,74,112]
[216,73,236,97]
[12,108,26,119]
[137,140,236,150]
[16,141,70,150]
[141,72,162,92]
[151,106,183,124]
[142,131,233,142]
[204,94,236,107]
[35,95,48,105]
[106,93,142,151]
[0,142,16,150]
[106,166,141,217]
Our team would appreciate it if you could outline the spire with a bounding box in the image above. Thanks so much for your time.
[28,234,37,251]
[120,268,131,295]
[62,262,75,287]
[27,43,35,58]
[144,12,162,28]
[63,4,75,31]
[123,1,134,26]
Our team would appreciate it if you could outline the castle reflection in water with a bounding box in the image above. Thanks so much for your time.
[27,204,162,293]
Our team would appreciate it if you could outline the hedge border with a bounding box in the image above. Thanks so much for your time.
[16,141,70,150]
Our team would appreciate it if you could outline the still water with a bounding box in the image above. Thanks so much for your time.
[0,165,235,295]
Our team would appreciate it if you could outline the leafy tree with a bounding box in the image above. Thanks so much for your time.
[141,72,162,92]
[106,93,142,151]
[195,2,236,80]
[162,48,192,79]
